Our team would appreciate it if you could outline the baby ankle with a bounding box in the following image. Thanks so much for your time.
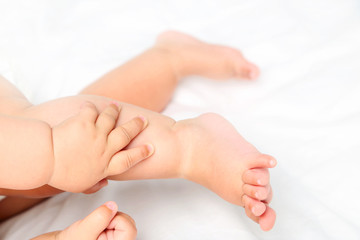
[172,119,204,181]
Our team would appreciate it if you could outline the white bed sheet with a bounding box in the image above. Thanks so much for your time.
[1,0,360,239]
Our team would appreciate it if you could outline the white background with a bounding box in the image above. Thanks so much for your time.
[0,0,360,239]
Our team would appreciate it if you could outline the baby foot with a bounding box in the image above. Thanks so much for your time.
[45,202,137,240]
[155,30,260,80]
[175,113,276,231]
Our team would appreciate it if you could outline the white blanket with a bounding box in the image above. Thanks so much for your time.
[1,0,360,239]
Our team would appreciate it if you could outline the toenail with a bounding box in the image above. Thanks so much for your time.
[251,207,256,214]
[255,192,260,199]
[252,206,259,215]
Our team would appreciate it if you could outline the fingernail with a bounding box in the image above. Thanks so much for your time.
[105,201,116,211]
[109,101,119,107]
[138,115,146,122]
[138,115,148,128]
[257,179,262,185]
[146,144,154,156]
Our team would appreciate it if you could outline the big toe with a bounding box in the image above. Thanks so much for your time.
[242,195,267,217]
[247,154,277,169]
[235,61,260,80]
[243,184,270,201]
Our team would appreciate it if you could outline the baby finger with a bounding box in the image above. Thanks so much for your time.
[96,104,120,134]
[107,116,147,152]
[106,144,154,176]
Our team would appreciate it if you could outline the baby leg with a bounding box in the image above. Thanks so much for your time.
[79,31,273,229]
[1,31,273,229]
[32,201,137,240]
[16,94,276,230]
[80,31,259,112]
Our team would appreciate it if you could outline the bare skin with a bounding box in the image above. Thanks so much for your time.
[0,31,276,238]
[81,31,260,112]
[0,94,154,192]
[48,103,154,192]
[31,201,137,240]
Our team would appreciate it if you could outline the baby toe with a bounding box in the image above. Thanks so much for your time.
[244,204,259,224]
[259,205,276,231]
[235,64,250,79]
[247,154,277,169]
[236,62,259,80]
[242,168,270,186]
[243,184,269,201]
[263,186,273,204]
[248,64,260,80]
[242,195,266,217]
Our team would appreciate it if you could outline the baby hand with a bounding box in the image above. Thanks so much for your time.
[48,102,153,192]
